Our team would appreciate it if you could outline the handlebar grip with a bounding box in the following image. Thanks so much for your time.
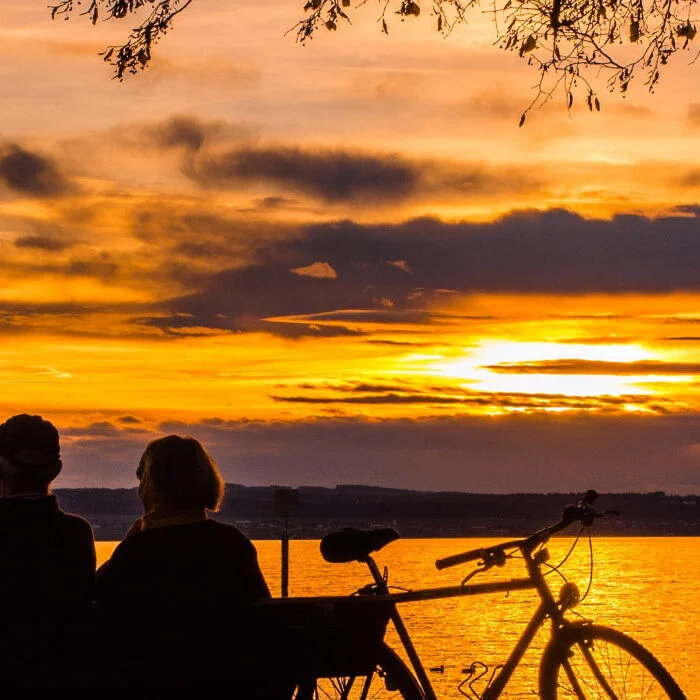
[435,547,485,570]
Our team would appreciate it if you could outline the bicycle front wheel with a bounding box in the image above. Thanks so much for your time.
[539,623,686,699]
[293,643,425,700]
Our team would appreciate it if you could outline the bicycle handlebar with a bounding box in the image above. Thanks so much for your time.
[435,490,617,571]
[435,546,488,571]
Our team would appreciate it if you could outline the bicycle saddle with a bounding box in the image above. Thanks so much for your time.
[320,527,400,563]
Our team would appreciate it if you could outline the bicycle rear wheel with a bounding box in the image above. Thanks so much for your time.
[539,623,686,699]
[293,643,425,700]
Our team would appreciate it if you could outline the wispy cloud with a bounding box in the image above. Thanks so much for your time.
[14,235,74,252]
[188,144,540,205]
[484,359,700,375]
[290,261,337,279]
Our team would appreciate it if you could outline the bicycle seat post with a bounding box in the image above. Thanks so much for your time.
[361,555,389,594]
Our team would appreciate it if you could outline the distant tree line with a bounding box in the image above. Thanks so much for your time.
[55,485,699,540]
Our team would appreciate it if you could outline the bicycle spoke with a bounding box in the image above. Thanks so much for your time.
[312,675,405,700]
[581,639,620,698]
[544,628,684,699]
[302,655,423,700]
[561,658,588,698]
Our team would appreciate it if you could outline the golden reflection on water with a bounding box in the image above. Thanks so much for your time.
[97,536,698,697]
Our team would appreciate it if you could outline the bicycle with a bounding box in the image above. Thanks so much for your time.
[286,489,687,699]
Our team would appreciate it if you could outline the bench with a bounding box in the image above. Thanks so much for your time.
[88,595,395,690]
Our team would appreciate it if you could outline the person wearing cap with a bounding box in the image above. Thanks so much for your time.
[0,413,97,687]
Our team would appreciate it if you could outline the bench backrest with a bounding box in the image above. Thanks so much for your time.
[94,595,395,688]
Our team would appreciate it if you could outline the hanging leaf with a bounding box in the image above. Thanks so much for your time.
[677,21,697,40]
[629,19,640,42]
[519,34,537,56]
[406,2,421,16]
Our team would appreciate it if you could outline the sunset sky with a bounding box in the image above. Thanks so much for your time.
[1,1,699,494]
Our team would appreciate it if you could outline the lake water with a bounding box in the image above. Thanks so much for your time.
[96,536,699,697]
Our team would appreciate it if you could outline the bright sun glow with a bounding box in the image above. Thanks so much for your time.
[432,341,658,398]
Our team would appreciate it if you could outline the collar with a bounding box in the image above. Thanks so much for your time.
[139,508,208,532]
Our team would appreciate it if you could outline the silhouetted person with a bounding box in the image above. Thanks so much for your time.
[0,413,97,687]
[94,434,276,689]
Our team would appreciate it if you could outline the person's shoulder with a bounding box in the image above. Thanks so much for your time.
[102,527,152,563]
[205,518,248,536]
[58,509,94,532]
[59,509,91,526]
[205,519,255,546]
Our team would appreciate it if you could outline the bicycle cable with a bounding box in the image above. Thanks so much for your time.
[577,527,594,604]
[541,525,583,578]
[539,526,595,619]
[541,560,569,585]
[559,528,596,620]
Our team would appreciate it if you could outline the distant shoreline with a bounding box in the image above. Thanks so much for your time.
[56,485,699,541]
[93,531,700,543]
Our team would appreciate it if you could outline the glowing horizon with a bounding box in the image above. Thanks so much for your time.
[0,1,699,493]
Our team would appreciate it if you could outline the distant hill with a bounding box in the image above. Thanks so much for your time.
[53,485,699,541]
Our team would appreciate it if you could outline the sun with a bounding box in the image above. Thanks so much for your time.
[431,340,657,398]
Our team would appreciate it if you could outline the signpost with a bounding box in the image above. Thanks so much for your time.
[273,487,299,598]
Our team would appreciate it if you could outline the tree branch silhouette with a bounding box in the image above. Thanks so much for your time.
[50,0,699,122]
[50,0,193,80]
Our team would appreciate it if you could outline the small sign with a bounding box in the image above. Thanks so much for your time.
[274,487,300,518]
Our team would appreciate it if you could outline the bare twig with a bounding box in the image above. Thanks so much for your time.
[49,0,700,118]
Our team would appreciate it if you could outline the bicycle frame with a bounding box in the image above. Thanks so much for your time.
[360,536,573,700]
